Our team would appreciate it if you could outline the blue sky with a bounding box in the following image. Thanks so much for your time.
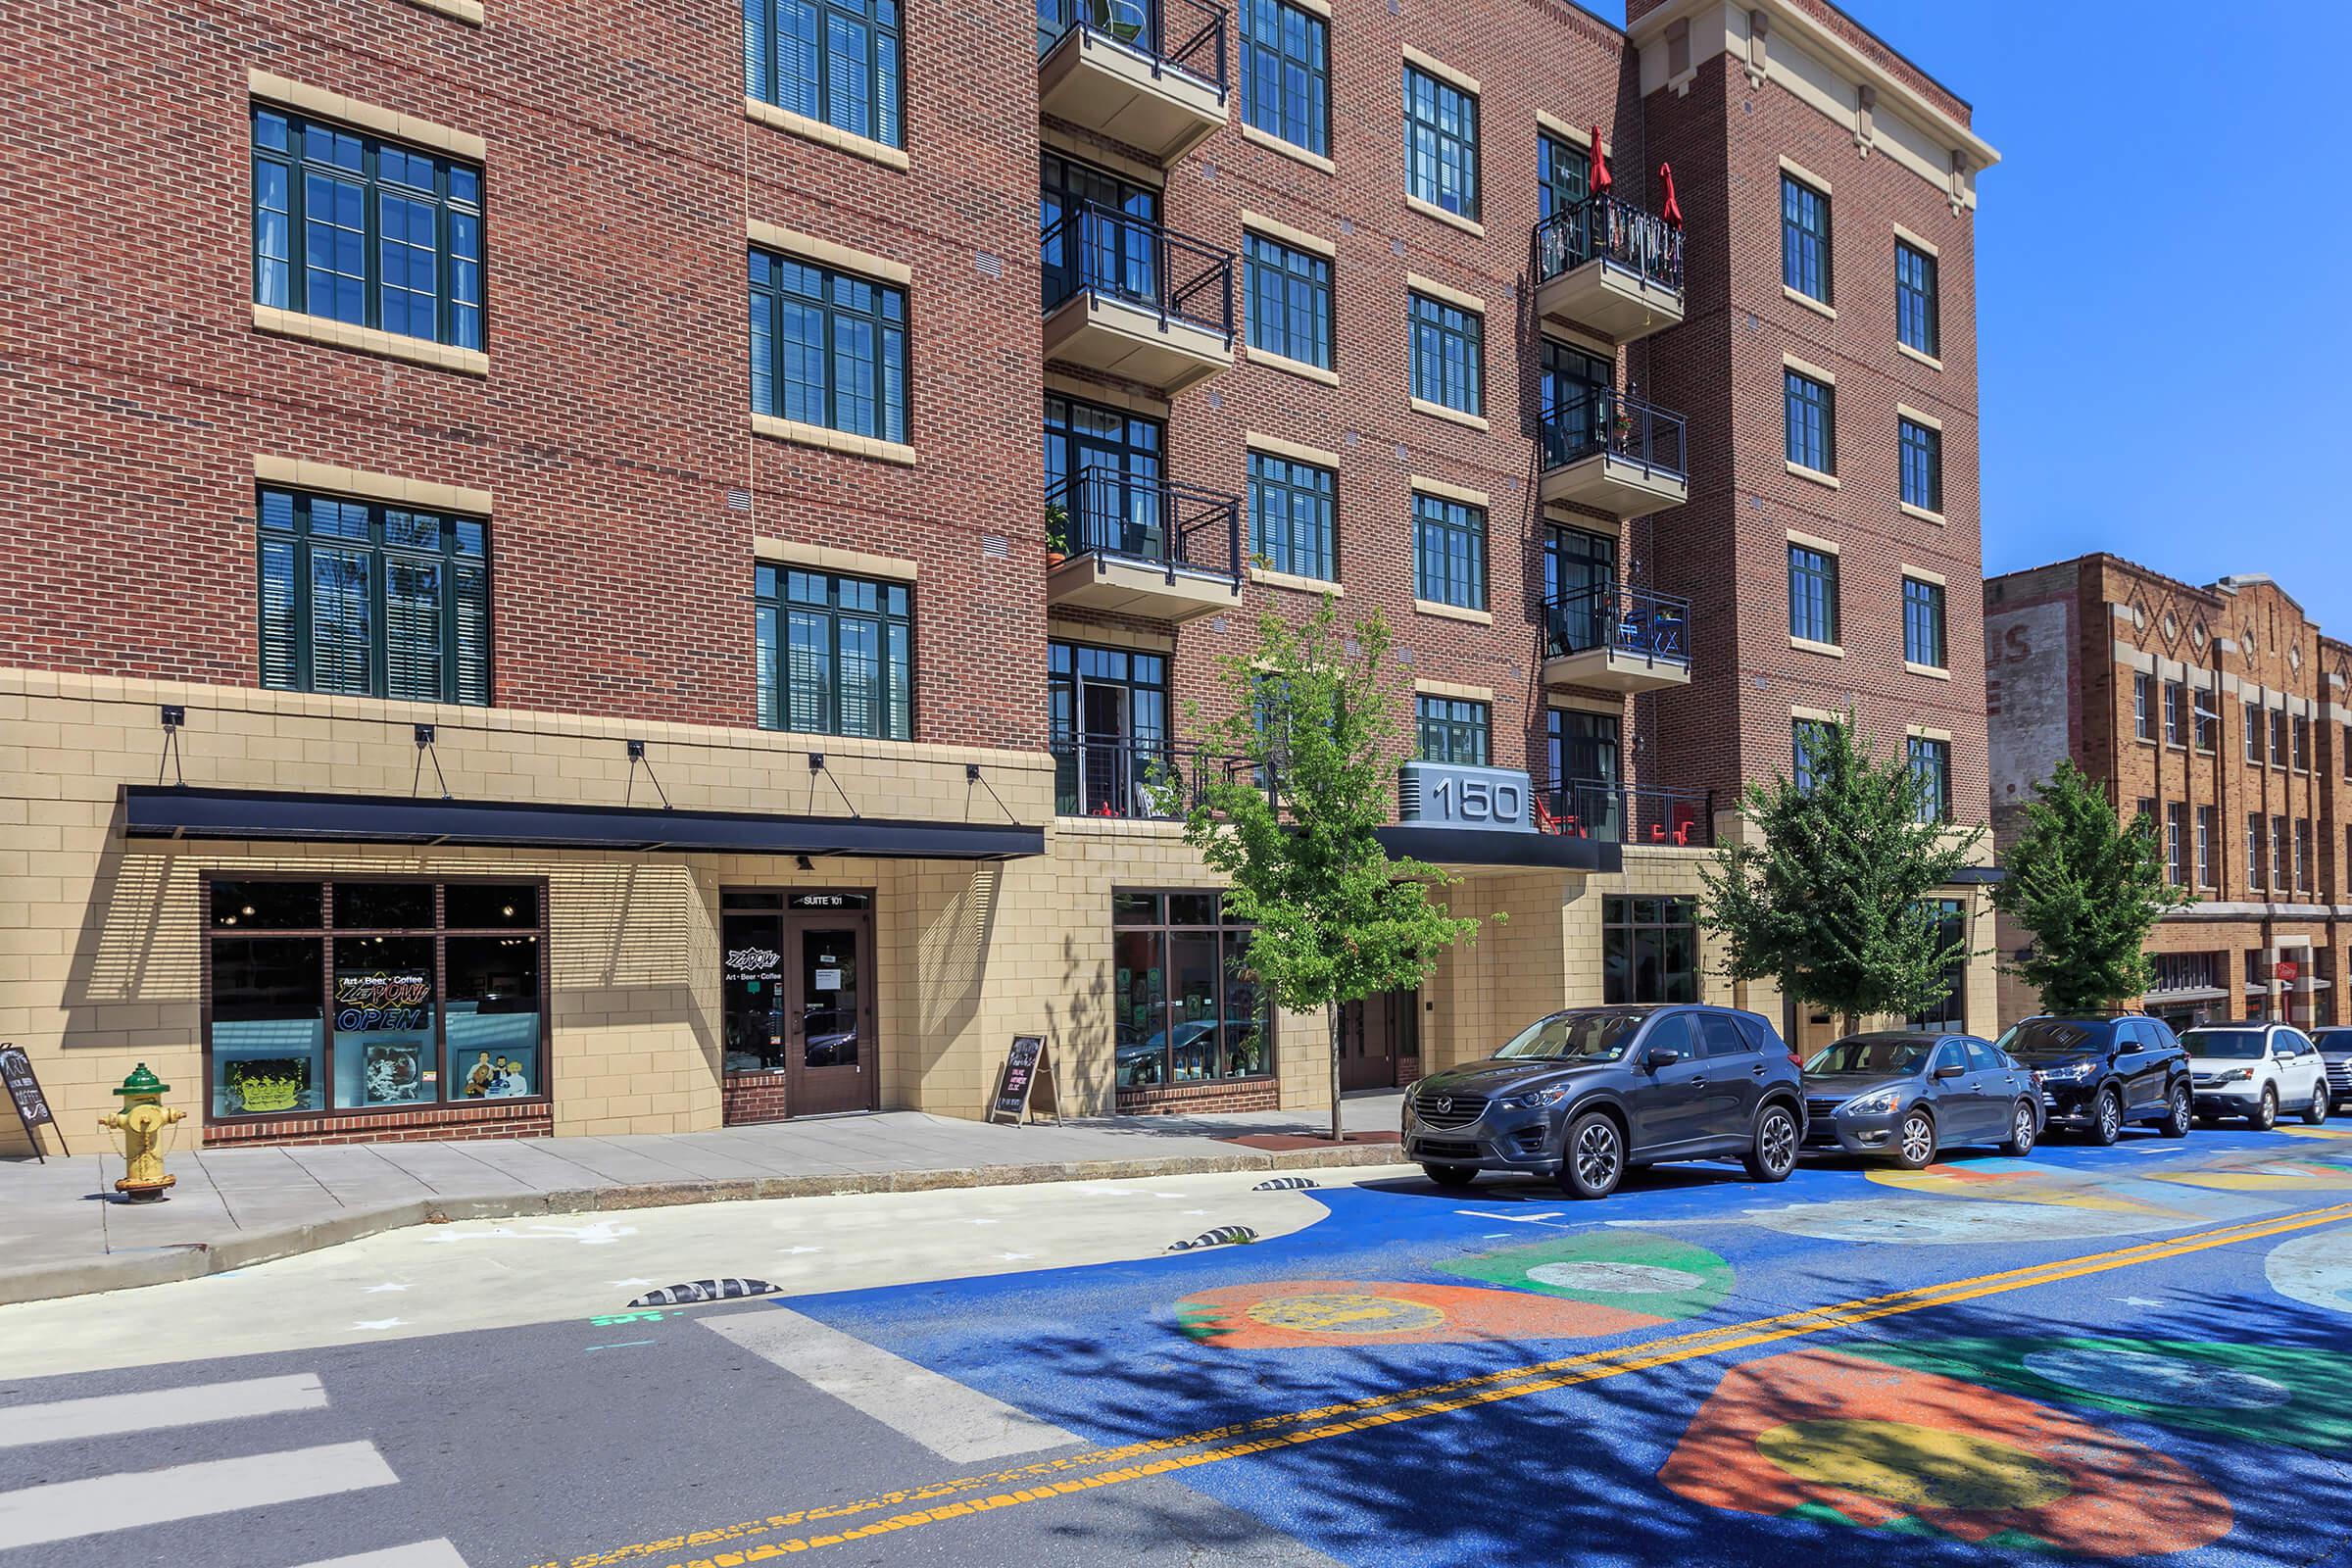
[1591,2,2352,632]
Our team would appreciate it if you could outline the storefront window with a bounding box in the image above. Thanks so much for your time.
[205,878,547,1121]
[1112,891,1272,1090]
[1603,897,1698,1004]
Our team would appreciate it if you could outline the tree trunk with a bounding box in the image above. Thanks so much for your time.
[1840,1011,1861,1040]
[1327,1001,1344,1144]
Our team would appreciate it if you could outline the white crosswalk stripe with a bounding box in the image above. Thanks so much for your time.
[0,1441,398,1551]
[285,1541,470,1568]
[0,1373,327,1450]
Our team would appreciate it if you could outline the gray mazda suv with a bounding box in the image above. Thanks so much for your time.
[1401,1004,1808,1200]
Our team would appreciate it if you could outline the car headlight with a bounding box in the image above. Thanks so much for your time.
[1504,1085,1570,1110]
[2034,1061,2094,1084]
[1839,1089,1902,1116]
[2212,1067,2255,1083]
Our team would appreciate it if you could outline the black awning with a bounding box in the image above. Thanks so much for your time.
[120,785,1044,861]
[1375,825,1622,875]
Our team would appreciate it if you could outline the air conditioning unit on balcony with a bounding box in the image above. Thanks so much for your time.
[1396,762,1536,835]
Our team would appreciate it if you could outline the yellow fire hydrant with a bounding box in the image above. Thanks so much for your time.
[99,1063,185,1202]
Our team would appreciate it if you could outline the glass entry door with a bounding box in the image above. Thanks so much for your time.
[1340,987,1417,1091]
[721,892,876,1116]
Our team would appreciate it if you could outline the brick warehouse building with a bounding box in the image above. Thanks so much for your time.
[0,0,1994,1150]
[1986,556,2352,1034]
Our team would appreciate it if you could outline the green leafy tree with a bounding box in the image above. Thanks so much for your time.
[1176,601,1486,1141]
[1697,714,1984,1037]
[1990,760,2194,1013]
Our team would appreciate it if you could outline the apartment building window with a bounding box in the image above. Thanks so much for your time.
[2297,819,2314,891]
[1240,0,1328,159]
[2193,688,2219,753]
[1902,577,1946,669]
[1781,173,1831,305]
[1788,545,1839,646]
[2248,813,2265,889]
[2197,806,2216,888]
[1793,719,1836,794]
[2135,797,2156,828]
[744,0,903,149]
[1895,240,1938,357]
[1402,65,1479,220]
[2273,815,2290,889]
[1407,291,1484,416]
[2293,715,2312,772]
[2165,803,2187,887]
[755,565,912,740]
[1244,233,1333,370]
[750,250,907,442]
[1248,452,1336,583]
[1539,131,1591,220]
[2245,701,2261,762]
[1898,417,1942,513]
[2271,709,2288,767]
[2163,681,2186,749]
[2134,673,2154,742]
[1412,492,1486,611]
[1908,737,1952,824]
[1603,897,1699,1005]
[253,109,483,349]
[2151,952,2219,995]
[1785,369,1835,475]
[257,488,490,705]
[1416,696,1490,766]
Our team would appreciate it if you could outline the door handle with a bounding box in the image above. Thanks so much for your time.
[1750,1064,1768,1076]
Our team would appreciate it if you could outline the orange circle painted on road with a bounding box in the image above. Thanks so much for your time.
[1176,1279,1663,1348]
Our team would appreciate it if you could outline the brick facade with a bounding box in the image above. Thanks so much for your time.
[1,0,1997,1147]
[1985,554,2352,1031]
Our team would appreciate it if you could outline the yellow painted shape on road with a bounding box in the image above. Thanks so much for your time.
[1867,1165,2188,1218]
[532,1201,2352,1568]
[1754,1418,2072,1512]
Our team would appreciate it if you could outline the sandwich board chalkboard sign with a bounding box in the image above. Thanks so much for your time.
[1,1044,61,1161]
[990,1035,1057,1125]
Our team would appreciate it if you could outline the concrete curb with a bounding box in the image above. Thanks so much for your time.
[0,1142,1409,1307]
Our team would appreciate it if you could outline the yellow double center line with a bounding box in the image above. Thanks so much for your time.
[542,1201,2352,1568]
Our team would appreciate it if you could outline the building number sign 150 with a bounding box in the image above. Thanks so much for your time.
[1425,771,1527,830]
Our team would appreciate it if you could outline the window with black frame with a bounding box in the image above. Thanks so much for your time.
[1412,491,1486,610]
[1112,892,1271,1089]
[1902,576,1946,669]
[257,488,490,705]
[1908,736,1952,823]
[252,107,483,349]
[1793,718,1836,793]
[1786,369,1835,474]
[750,250,906,442]
[206,879,545,1122]
[1905,899,1966,1031]
[1239,0,1328,157]
[1604,897,1698,1004]
[1415,695,1490,766]
[1896,240,1939,357]
[1899,417,1943,513]
[1402,65,1478,219]
[755,565,912,739]
[1045,393,1165,562]
[1244,232,1332,370]
[1544,523,1617,658]
[1539,339,1611,467]
[1408,291,1484,416]
[1782,173,1831,304]
[1042,154,1159,315]
[746,0,903,149]
[1248,451,1336,582]
[1788,544,1838,645]
[1547,708,1621,841]
[1050,640,1170,817]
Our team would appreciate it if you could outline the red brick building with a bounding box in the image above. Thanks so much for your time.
[0,0,1995,1149]
[1986,557,2352,1033]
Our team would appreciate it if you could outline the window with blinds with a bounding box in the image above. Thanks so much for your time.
[754,564,912,739]
[257,488,490,705]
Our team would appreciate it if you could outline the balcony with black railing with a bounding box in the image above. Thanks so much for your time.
[1538,385,1689,518]
[1532,192,1686,344]
[1045,466,1243,620]
[1540,584,1693,694]
[1038,0,1229,164]
[1050,733,1215,820]
[1537,777,1714,849]
[1042,201,1234,394]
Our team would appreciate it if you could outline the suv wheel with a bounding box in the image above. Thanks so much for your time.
[2160,1084,2192,1138]
[2088,1089,2124,1147]
[2000,1101,2038,1156]
[1422,1164,1478,1188]
[1744,1103,1799,1183]
[1558,1111,1625,1200]
[2305,1085,2329,1126]
[1894,1109,1937,1169]
[2251,1086,2278,1131]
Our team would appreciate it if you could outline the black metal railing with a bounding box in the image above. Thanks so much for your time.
[1538,777,1714,848]
[1046,467,1243,585]
[1542,584,1692,670]
[1052,733,1213,819]
[1538,385,1687,483]
[1041,201,1235,345]
[1533,191,1685,296]
[1037,0,1229,96]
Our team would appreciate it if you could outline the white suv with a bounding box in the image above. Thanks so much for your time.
[2180,1022,2331,1129]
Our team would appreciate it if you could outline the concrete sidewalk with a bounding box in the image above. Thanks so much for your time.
[0,1094,1407,1305]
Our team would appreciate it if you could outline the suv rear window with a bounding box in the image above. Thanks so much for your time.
[1999,1020,2105,1061]
[2180,1028,2269,1059]
[1698,1014,1753,1058]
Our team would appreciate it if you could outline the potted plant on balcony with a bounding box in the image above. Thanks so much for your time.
[1045,502,1069,568]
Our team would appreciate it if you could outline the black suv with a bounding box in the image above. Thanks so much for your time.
[1402,1005,1807,1200]
[2317,1028,2352,1112]
[1992,1015,2193,1144]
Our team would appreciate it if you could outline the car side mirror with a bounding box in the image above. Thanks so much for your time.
[1643,1047,1682,1070]
[1935,1063,1966,1079]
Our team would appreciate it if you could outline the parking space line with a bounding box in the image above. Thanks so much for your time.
[537,1200,2352,1568]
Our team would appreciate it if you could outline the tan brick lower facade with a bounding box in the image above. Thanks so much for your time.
[2,667,2000,1153]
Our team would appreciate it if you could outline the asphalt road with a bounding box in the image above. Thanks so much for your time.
[5,1126,2352,1568]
